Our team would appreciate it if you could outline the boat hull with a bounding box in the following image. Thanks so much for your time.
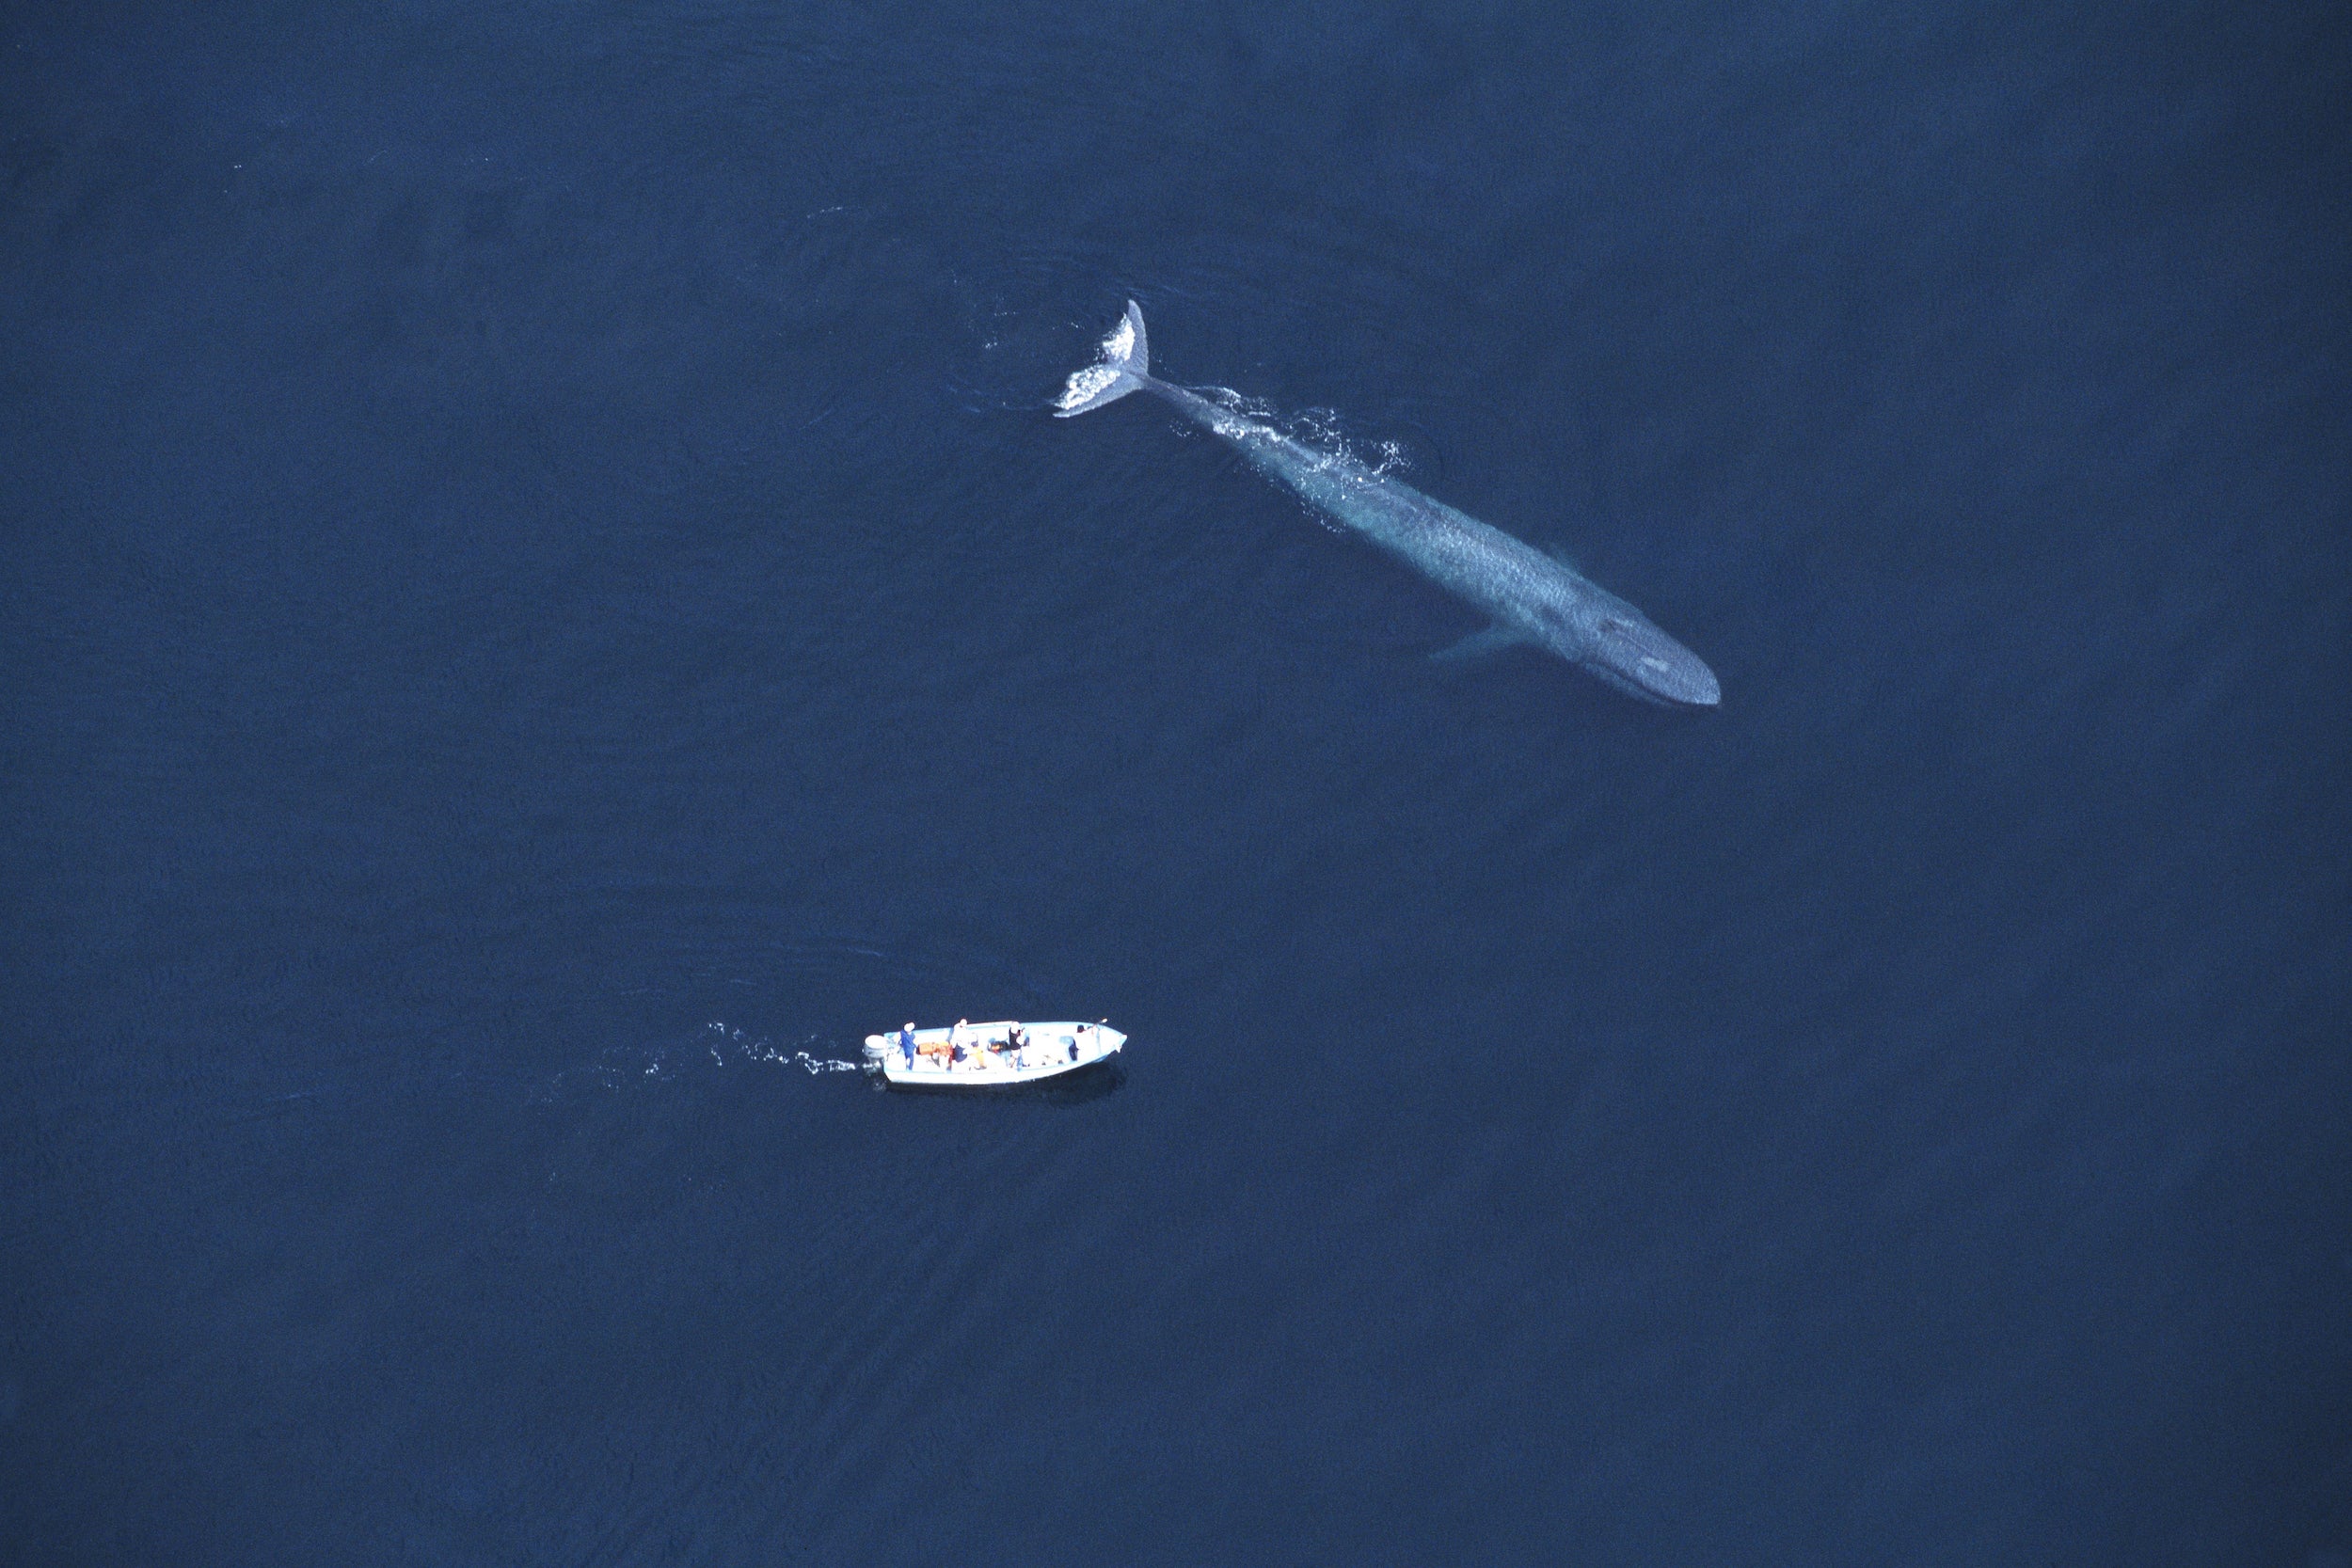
[865,1022,1124,1090]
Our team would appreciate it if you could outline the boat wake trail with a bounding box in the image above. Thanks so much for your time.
[709,1022,866,1075]
[790,1053,866,1074]
[525,1023,868,1105]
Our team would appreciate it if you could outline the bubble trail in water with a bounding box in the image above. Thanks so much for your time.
[707,1022,866,1074]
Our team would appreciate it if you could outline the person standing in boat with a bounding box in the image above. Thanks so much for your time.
[951,1019,969,1067]
[898,1022,917,1069]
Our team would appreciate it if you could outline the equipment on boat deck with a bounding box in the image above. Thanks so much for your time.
[861,1020,1123,1089]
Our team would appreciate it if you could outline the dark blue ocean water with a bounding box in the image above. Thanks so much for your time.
[4,3,2347,1562]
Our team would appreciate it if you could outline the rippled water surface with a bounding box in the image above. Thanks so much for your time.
[4,3,2346,1562]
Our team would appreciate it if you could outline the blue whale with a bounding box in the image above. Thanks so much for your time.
[1057,302,1719,707]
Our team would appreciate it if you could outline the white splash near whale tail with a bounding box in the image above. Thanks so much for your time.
[1054,299,1151,416]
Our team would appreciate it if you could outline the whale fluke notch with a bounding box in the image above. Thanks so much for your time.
[1055,299,1151,417]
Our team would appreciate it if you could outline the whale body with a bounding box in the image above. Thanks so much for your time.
[1057,301,1719,707]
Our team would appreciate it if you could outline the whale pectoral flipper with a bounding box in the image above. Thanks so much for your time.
[1432,625,1532,664]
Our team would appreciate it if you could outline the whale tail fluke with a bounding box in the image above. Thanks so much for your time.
[1054,300,1150,417]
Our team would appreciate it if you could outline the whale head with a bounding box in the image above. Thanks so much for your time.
[1585,611,1721,706]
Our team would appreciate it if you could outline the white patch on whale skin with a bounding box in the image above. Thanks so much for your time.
[1102,315,1135,362]
[1057,363,1122,410]
[1054,311,1143,411]
[1640,655,1670,672]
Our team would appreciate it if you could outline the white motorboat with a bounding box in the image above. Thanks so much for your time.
[862,1020,1123,1088]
